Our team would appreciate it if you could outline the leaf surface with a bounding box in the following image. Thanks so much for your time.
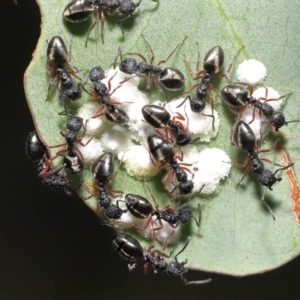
[25,0,300,276]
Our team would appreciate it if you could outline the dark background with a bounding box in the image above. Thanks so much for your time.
[1,1,300,299]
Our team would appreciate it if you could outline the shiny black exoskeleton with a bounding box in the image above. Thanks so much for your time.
[147,135,195,195]
[112,232,145,270]
[63,0,158,45]
[177,46,225,130]
[46,36,81,102]
[221,84,299,131]
[63,0,94,23]
[26,131,48,167]
[119,36,186,92]
[112,233,211,285]
[125,189,201,234]
[47,36,69,67]
[142,105,197,147]
[232,120,294,220]
[88,152,126,220]
[26,131,72,195]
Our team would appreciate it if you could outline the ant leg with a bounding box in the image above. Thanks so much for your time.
[178,83,200,100]
[141,34,155,65]
[157,36,188,66]
[67,35,74,64]
[154,75,165,97]
[117,14,133,38]
[100,9,106,44]
[162,229,175,251]
[92,105,105,118]
[195,42,201,73]
[81,183,98,201]
[126,51,147,62]
[85,8,100,47]
[108,189,124,198]
[173,147,184,162]
[183,54,195,79]
[193,203,202,227]
[39,165,65,178]
[161,168,174,182]
[226,45,245,81]
[172,111,185,123]
[149,219,164,243]
[146,73,153,90]
[46,75,59,101]
[144,181,159,208]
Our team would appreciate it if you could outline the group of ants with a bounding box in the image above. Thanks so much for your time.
[25,0,300,286]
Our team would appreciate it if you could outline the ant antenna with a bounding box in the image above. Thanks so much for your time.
[195,203,202,227]
[174,237,191,264]
[175,237,212,285]
[261,188,276,221]
[273,163,294,177]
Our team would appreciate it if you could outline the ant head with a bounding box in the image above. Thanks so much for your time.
[119,57,138,74]
[269,111,300,131]
[94,81,108,96]
[258,169,280,190]
[66,116,84,132]
[89,66,105,82]
[177,206,193,224]
[178,180,194,195]
[190,96,206,112]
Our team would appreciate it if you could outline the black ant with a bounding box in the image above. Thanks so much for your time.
[119,35,186,93]
[40,115,96,180]
[178,44,243,131]
[84,152,125,220]
[142,105,198,147]
[125,182,202,242]
[56,67,83,102]
[46,36,81,101]
[147,134,196,195]
[63,0,158,46]
[221,83,299,131]
[232,120,294,220]
[112,232,211,285]
[26,131,73,195]
[88,67,130,124]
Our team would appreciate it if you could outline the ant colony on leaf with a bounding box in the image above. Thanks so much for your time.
[67,66,232,245]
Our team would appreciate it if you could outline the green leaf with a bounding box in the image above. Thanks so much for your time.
[25,0,300,276]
